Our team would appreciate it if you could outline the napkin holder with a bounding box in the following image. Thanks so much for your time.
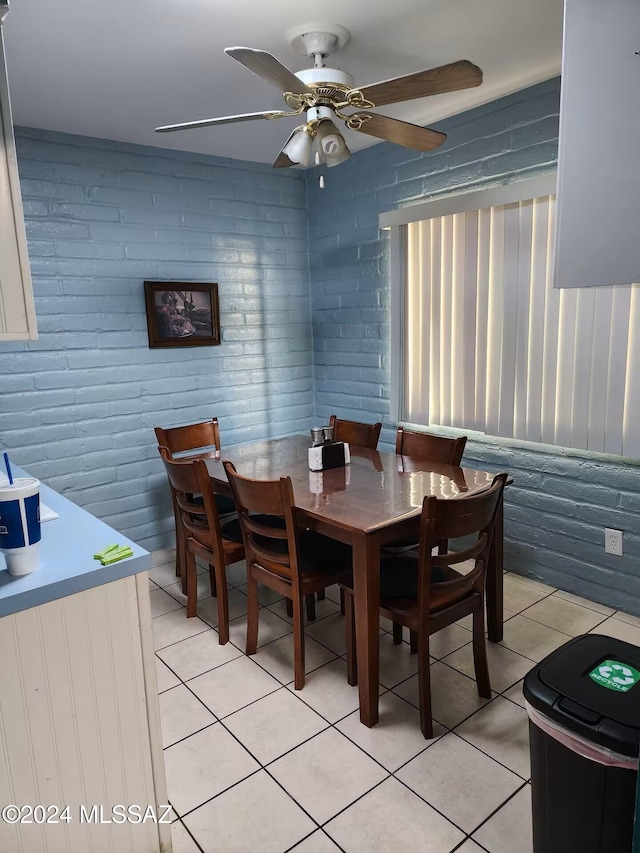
[308,441,351,472]
[309,465,351,495]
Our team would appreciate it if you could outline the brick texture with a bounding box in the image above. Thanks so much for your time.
[2,79,639,613]
[0,129,312,550]
[306,78,640,614]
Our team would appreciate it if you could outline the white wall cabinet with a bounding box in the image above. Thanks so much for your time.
[554,0,640,289]
[0,2,37,340]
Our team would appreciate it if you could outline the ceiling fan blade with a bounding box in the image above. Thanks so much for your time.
[358,60,482,107]
[155,110,286,133]
[354,113,446,152]
[225,47,312,95]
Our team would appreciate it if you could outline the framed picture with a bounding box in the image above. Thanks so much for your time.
[144,282,221,348]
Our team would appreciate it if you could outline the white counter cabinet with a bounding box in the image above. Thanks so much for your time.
[0,469,170,852]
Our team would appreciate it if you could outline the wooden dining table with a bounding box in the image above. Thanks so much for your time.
[203,434,506,728]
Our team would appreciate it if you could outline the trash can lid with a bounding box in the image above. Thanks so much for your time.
[523,633,640,757]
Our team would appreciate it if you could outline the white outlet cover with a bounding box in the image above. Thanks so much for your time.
[605,528,623,556]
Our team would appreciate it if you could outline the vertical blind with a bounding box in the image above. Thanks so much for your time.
[404,194,640,456]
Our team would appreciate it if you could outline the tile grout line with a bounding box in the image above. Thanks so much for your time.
[442,729,531,788]
[170,704,520,853]
[175,711,327,837]
[388,771,482,841]
[243,651,340,690]
[179,662,508,847]
[452,835,491,853]
[181,675,285,731]
[223,715,337,838]
[175,765,264,824]
[387,677,532,782]
[157,593,529,750]
[466,779,530,843]
[158,618,529,779]
[163,646,415,840]
[161,717,218,752]
[175,817,207,853]
[156,639,245,683]
[286,827,349,853]
[153,553,536,849]
[155,602,351,717]
[550,588,617,617]
[509,575,640,625]
[514,596,611,636]
[153,554,639,845]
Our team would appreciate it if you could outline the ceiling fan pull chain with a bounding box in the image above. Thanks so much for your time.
[315,150,325,189]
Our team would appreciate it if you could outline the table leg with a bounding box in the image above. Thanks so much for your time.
[353,532,380,727]
[487,494,504,642]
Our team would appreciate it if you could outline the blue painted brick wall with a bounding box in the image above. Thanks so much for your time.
[3,80,640,613]
[306,78,640,615]
[0,128,313,550]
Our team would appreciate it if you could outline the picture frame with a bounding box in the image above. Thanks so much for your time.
[144,281,221,349]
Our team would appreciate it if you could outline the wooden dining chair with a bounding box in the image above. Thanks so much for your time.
[319,415,381,609]
[387,427,468,552]
[223,460,353,690]
[155,418,236,584]
[329,414,382,449]
[395,426,467,465]
[342,472,507,738]
[158,448,245,643]
[387,426,469,640]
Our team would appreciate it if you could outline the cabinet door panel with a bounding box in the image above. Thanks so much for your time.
[0,10,37,340]
[554,0,640,289]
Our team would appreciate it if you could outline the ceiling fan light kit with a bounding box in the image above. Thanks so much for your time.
[314,119,350,167]
[321,135,341,156]
[155,22,483,173]
[281,125,314,167]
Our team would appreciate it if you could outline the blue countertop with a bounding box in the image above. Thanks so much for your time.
[0,466,151,618]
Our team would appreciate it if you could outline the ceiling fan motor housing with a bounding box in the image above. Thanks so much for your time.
[307,105,336,123]
[296,67,355,90]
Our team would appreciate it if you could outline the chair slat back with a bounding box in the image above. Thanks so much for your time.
[417,473,508,608]
[158,447,226,560]
[158,445,201,494]
[155,418,221,456]
[396,426,467,466]
[223,461,300,583]
[329,414,382,449]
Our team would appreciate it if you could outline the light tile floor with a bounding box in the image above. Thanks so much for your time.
[148,550,640,853]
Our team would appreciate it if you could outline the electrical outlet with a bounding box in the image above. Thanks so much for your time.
[605,528,623,556]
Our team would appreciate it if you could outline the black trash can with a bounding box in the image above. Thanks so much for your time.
[523,633,640,853]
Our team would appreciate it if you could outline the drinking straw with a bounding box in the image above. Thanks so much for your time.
[3,452,13,485]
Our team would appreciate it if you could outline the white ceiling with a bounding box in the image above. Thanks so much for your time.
[3,0,563,165]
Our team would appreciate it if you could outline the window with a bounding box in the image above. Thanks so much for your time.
[384,176,640,456]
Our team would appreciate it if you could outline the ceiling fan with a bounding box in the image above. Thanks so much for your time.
[155,23,482,169]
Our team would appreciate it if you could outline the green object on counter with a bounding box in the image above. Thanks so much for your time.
[94,544,134,564]
[93,543,120,560]
[100,547,133,565]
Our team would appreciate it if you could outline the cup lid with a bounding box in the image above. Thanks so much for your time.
[0,477,39,490]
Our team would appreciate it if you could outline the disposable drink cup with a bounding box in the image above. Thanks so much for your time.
[0,477,41,576]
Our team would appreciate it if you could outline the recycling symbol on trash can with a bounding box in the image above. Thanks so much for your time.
[598,664,634,685]
[589,659,640,693]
